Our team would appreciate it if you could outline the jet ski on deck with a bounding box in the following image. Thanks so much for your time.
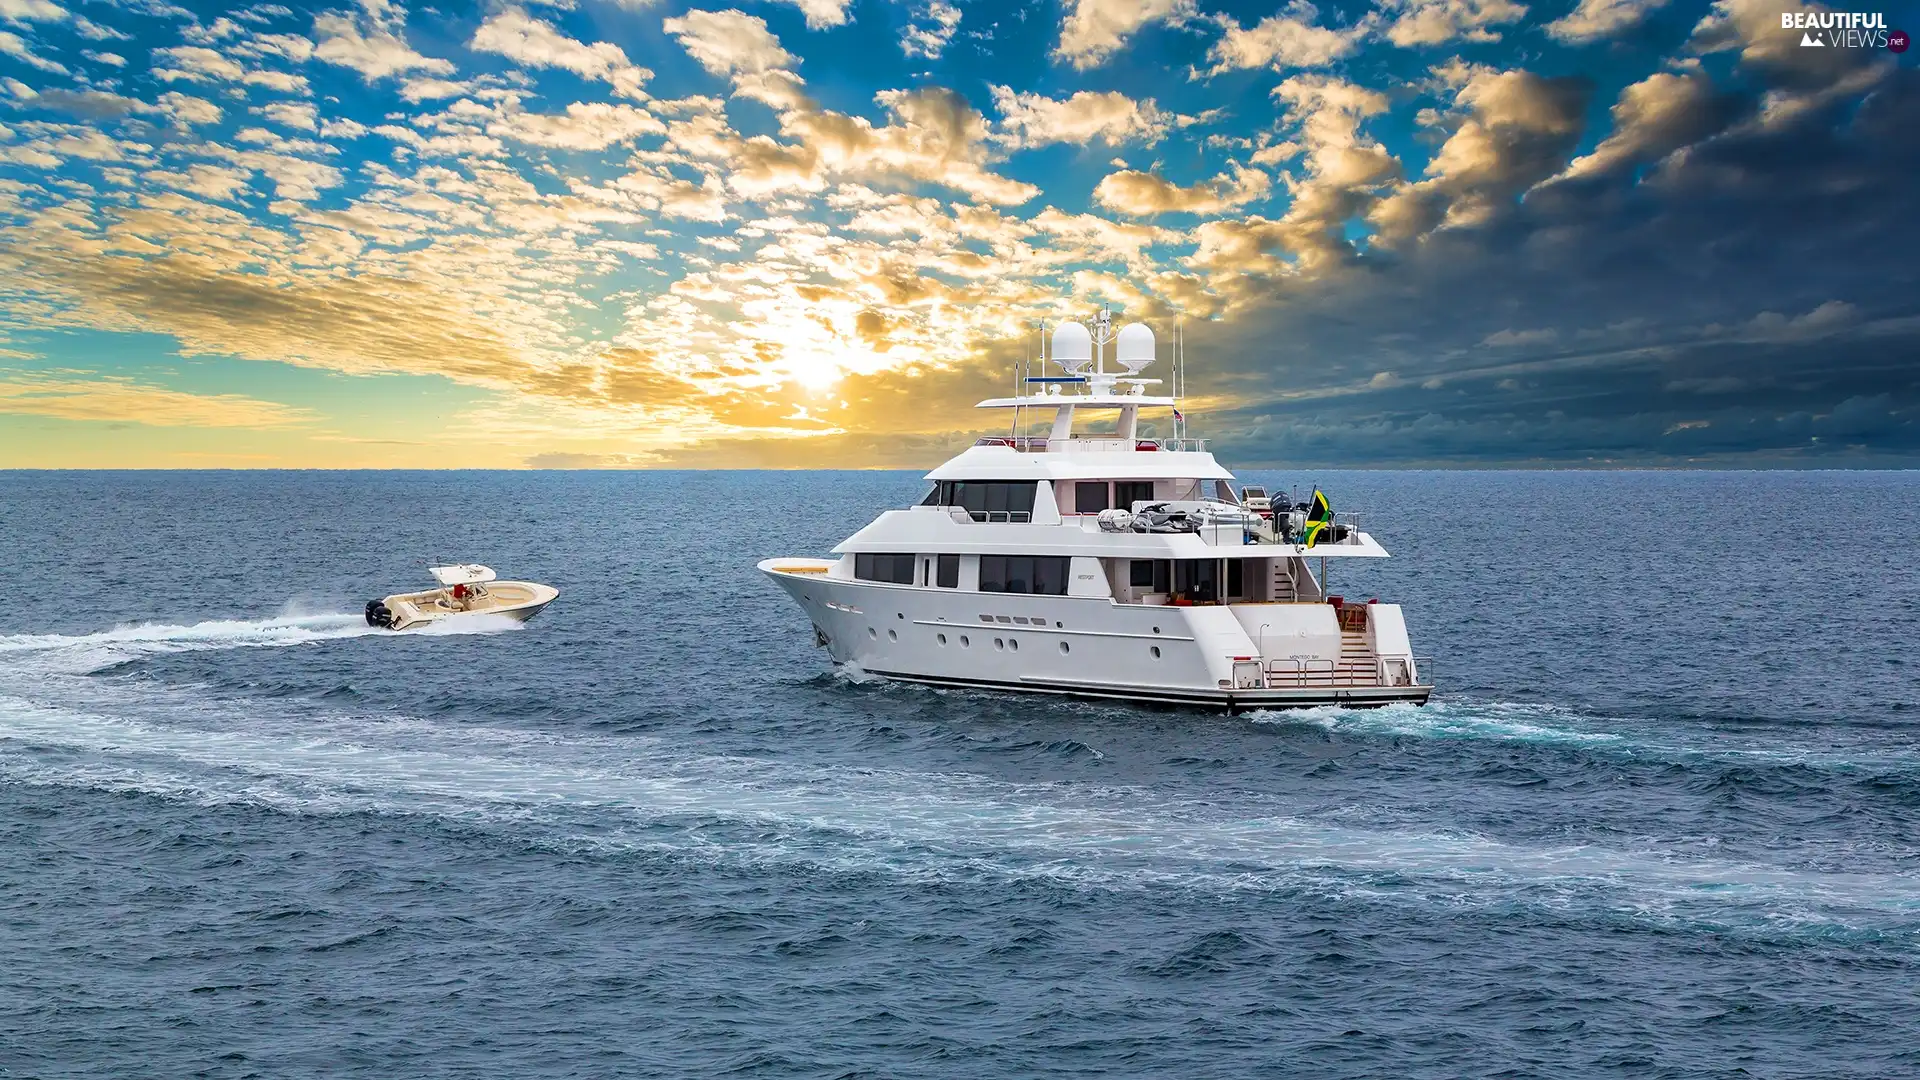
[364,564,558,631]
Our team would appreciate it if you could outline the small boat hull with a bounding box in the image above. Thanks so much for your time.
[366,580,559,631]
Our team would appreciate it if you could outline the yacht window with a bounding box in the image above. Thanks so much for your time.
[1129,559,1171,592]
[1114,481,1155,510]
[1215,480,1238,502]
[938,481,1037,522]
[1173,560,1219,603]
[1227,559,1244,598]
[919,485,939,505]
[854,553,916,584]
[979,555,1070,596]
[936,554,959,589]
[1074,482,1110,513]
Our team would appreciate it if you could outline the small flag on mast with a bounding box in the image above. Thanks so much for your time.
[1303,488,1332,548]
[1172,408,1184,422]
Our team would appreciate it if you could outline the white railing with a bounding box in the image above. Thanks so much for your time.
[947,507,1032,523]
[972,436,1209,453]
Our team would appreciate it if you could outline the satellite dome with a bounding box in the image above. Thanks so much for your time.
[1115,322,1155,373]
[1052,321,1093,372]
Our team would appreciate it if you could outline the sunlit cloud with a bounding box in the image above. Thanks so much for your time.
[0,0,1911,468]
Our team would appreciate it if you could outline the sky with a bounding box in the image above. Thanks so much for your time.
[0,0,1913,468]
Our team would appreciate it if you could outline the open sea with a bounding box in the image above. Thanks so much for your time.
[1,469,1916,1079]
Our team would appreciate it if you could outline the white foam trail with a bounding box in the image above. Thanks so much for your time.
[3,692,1915,929]
[0,609,522,677]
[1256,701,1629,746]
[1255,700,1920,769]
[0,614,381,676]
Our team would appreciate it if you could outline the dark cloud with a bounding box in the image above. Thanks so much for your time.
[1189,56,1920,466]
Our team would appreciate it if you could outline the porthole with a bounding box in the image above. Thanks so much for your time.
[888,629,898,642]
[994,638,1005,651]
[1150,646,1162,659]
[1055,621,1063,628]
[896,612,904,619]
[1058,641,1070,655]
[938,633,948,645]
[868,627,877,639]
[1152,626,1161,635]
[1009,638,1018,651]
[961,635,971,648]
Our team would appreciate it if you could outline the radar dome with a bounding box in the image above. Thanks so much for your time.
[1052,321,1093,373]
[1115,322,1155,374]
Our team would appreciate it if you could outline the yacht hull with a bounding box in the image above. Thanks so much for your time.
[760,561,1429,712]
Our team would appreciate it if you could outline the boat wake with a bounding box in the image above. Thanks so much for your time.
[0,611,520,676]
[2,681,1915,942]
[1250,700,1920,771]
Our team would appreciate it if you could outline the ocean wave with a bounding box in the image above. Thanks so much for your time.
[4,690,1916,940]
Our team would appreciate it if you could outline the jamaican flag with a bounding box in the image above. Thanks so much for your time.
[1302,488,1332,548]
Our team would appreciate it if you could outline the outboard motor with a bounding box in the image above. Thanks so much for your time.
[364,599,393,628]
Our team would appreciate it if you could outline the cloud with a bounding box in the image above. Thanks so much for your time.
[660,83,1040,205]
[145,162,255,200]
[663,8,794,77]
[774,0,853,30]
[0,29,68,74]
[157,91,223,126]
[991,87,1173,148]
[0,374,316,429]
[1481,327,1557,346]
[1055,0,1195,70]
[902,0,962,60]
[487,101,665,150]
[469,8,651,100]
[1094,164,1270,216]
[1201,7,1358,75]
[0,0,66,24]
[1373,68,1588,240]
[1557,71,1726,179]
[1546,0,1669,43]
[263,101,318,131]
[1689,0,1891,129]
[0,0,1913,468]
[312,0,454,82]
[1378,0,1527,46]
[153,42,307,91]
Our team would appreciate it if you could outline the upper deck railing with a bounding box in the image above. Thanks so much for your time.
[974,436,1210,453]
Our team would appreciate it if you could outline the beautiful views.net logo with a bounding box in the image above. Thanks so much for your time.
[1781,11,1905,49]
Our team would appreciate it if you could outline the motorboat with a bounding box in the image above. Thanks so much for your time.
[365,565,558,631]
[758,307,1432,711]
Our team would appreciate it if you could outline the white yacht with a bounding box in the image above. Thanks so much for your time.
[759,311,1431,710]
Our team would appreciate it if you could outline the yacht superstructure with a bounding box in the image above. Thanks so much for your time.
[759,310,1431,710]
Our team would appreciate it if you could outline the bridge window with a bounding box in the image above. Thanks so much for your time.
[1114,481,1155,509]
[1074,481,1109,513]
[936,554,959,588]
[980,555,1070,596]
[854,553,916,584]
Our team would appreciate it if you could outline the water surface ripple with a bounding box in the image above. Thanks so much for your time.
[1,470,1916,1078]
